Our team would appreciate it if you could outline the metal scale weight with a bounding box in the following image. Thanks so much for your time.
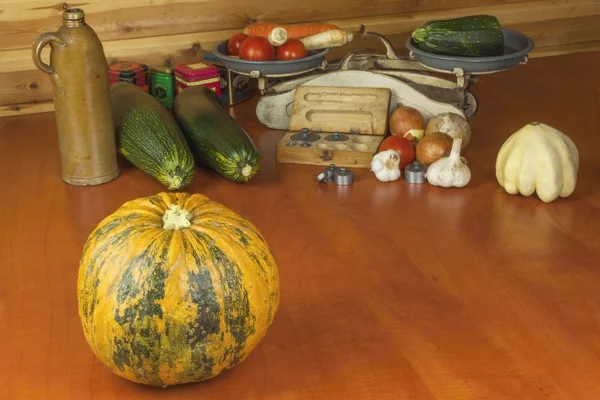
[213,29,535,174]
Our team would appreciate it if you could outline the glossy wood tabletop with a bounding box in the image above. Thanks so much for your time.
[1,51,600,400]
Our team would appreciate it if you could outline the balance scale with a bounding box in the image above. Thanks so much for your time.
[212,29,534,130]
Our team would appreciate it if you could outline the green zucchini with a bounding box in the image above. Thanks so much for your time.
[110,82,195,190]
[173,86,260,183]
[412,15,504,57]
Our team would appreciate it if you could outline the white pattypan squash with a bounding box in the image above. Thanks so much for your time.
[495,122,579,203]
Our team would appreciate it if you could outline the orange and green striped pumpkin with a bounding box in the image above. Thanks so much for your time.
[77,192,280,387]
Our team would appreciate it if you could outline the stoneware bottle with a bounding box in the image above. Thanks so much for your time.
[32,8,119,186]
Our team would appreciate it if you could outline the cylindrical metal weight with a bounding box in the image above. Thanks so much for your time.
[404,161,427,184]
[333,168,354,186]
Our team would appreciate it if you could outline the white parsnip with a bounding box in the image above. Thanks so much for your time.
[268,27,288,46]
[300,29,353,50]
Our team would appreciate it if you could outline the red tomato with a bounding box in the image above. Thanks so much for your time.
[276,39,308,60]
[227,33,248,56]
[379,136,415,170]
[239,36,274,61]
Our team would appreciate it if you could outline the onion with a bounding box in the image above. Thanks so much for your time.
[389,104,425,142]
[425,112,472,149]
[416,131,453,165]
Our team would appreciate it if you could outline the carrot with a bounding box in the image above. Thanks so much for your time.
[243,23,283,38]
[243,23,339,39]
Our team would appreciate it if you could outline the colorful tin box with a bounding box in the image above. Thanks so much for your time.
[150,66,175,109]
[109,62,149,91]
[203,53,252,106]
[174,62,221,96]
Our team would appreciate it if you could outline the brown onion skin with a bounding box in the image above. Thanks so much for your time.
[416,132,453,165]
[389,104,425,139]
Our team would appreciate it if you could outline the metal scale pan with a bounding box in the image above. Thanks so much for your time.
[360,29,534,118]
[405,29,535,74]
[212,40,331,78]
[211,29,535,126]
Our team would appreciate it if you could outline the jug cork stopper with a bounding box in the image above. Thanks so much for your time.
[63,8,85,21]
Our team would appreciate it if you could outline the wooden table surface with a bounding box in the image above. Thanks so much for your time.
[1,51,600,400]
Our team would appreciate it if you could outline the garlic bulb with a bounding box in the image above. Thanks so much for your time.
[371,150,401,182]
[495,122,579,203]
[425,112,472,149]
[425,138,471,187]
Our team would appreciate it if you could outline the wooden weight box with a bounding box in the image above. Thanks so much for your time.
[276,85,391,169]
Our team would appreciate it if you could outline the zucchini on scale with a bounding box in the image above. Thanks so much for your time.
[411,15,505,57]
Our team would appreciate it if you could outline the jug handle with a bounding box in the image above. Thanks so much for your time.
[32,33,64,75]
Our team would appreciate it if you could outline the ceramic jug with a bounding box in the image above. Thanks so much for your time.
[32,8,119,186]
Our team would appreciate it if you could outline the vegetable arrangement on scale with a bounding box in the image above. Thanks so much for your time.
[369,16,580,203]
[227,23,352,62]
[217,15,534,123]
[215,23,353,98]
[369,23,578,202]
[351,15,534,120]
[220,15,579,202]
[366,15,486,188]
[217,16,579,203]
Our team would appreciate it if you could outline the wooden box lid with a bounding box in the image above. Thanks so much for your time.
[288,85,391,135]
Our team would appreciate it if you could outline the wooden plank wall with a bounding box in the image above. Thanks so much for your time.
[0,0,599,117]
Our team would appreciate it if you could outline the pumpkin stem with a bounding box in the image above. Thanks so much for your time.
[162,204,192,230]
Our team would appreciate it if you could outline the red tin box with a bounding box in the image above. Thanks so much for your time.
[109,62,149,91]
[174,62,221,96]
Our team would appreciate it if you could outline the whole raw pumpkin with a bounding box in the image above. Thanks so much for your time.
[77,192,280,387]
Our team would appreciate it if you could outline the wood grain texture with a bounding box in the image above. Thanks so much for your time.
[0,100,54,117]
[0,69,52,106]
[534,40,600,58]
[288,86,390,134]
[4,0,598,70]
[0,28,232,74]
[1,51,600,399]
[0,0,551,51]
